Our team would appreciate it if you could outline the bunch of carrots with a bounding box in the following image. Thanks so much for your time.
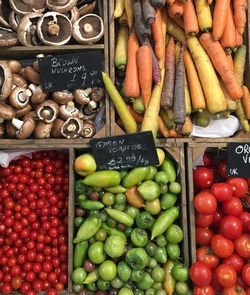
[102,0,249,138]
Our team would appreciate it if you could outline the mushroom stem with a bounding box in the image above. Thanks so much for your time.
[41,108,53,118]
[89,100,97,109]
[47,20,60,36]
[66,101,76,112]
[12,118,23,130]
[18,90,31,103]
[67,124,77,132]
[28,83,37,95]
[83,23,94,34]
[0,118,4,123]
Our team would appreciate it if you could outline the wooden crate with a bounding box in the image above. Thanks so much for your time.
[0,0,110,146]
[108,0,250,140]
[186,138,250,264]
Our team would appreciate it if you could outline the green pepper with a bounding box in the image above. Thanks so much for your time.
[101,223,127,242]
[105,185,128,193]
[73,216,102,243]
[151,207,179,240]
[73,241,88,269]
[161,158,176,183]
[163,260,176,295]
[75,180,87,196]
[83,269,99,284]
[138,180,161,201]
[105,208,134,227]
[83,171,121,187]
[122,167,149,188]
[79,200,104,210]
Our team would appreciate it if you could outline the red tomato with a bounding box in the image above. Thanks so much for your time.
[196,246,219,270]
[210,182,233,202]
[33,279,43,293]
[20,282,31,294]
[237,276,249,290]
[195,213,214,227]
[222,253,245,273]
[217,159,227,179]
[242,263,250,286]
[211,234,234,258]
[193,285,215,295]
[243,195,250,208]
[226,178,248,198]
[234,234,250,259]
[196,227,214,246]
[1,283,12,294]
[212,209,223,228]
[190,262,212,287]
[46,288,58,295]
[211,273,224,294]
[239,211,250,232]
[219,216,243,239]
[221,197,243,216]
[223,285,246,295]
[194,167,214,189]
[11,276,22,290]
[247,289,250,295]
[203,152,214,167]
[194,191,217,215]
[216,264,237,287]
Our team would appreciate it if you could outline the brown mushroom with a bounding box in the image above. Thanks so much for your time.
[24,66,41,85]
[78,1,96,17]
[37,12,72,46]
[0,1,11,28]
[0,27,17,46]
[13,74,27,88]
[80,100,99,120]
[61,117,83,139]
[0,61,13,101]
[9,11,21,32]
[66,6,80,23]
[17,12,43,46]
[72,14,104,45]
[23,110,37,120]
[46,0,78,13]
[34,121,53,138]
[0,122,4,137]
[0,103,15,120]
[11,117,36,139]
[7,60,21,74]
[19,67,27,80]
[82,121,96,138]
[59,101,80,120]
[32,54,44,73]
[31,84,47,105]
[9,87,31,109]
[52,90,74,104]
[10,0,46,15]
[74,88,91,105]
[51,118,64,138]
[90,87,104,102]
[5,120,16,138]
[15,104,32,118]
[36,99,59,123]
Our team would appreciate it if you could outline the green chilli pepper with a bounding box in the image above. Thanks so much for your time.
[73,241,88,269]
[122,167,149,188]
[84,269,99,285]
[83,171,121,187]
[105,208,134,227]
[79,200,104,210]
[74,216,102,243]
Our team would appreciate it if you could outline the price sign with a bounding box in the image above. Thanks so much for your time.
[227,143,250,177]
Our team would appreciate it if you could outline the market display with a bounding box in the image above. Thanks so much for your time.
[0,1,104,46]
[0,150,69,294]
[72,150,191,294]
[103,0,249,138]
[190,150,250,294]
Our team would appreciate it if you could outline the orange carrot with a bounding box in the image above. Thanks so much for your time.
[166,0,175,4]
[207,0,213,4]
[233,0,247,35]
[167,0,184,18]
[226,54,234,72]
[170,15,184,29]
[242,86,250,119]
[124,32,140,98]
[212,0,230,41]
[199,32,242,99]
[151,8,165,60]
[235,30,244,47]
[183,0,199,36]
[137,45,153,107]
[127,105,144,124]
[158,116,170,137]
[125,186,145,208]
[169,129,178,137]
[220,4,237,53]
[181,115,193,135]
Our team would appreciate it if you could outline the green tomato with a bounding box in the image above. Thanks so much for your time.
[175,281,189,295]
[169,182,181,194]
[166,224,184,244]
[156,290,166,295]
[71,267,87,285]
[138,180,161,201]
[145,199,161,215]
[145,288,156,295]
[160,193,177,210]
[76,193,87,202]
[72,284,83,293]
[154,247,168,264]
[104,235,126,258]
[131,228,149,247]
[111,276,124,289]
[100,209,108,222]
[145,242,157,256]
[107,217,117,227]
[131,269,144,282]
[102,192,115,205]
[167,243,181,260]
[95,228,107,241]
[147,257,157,268]
[137,272,154,290]
[97,279,110,291]
[172,264,189,282]
[115,193,126,204]
[113,203,126,211]
[156,235,167,247]
[118,287,134,295]
[145,166,158,180]
[152,282,162,290]
[151,266,165,282]
[135,290,144,295]
[136,211,155,230]
[155,171,169,185]
[74,216,84,228]
[120,170,129,179]
[117,261,132,282]
[125,227,132,238]
[87,283,97,291]
[88,237,95,244]
[125,248,149,270]
[160,184,168,194]
[99,260,117,281]
[89,209,100,217]
[88,241,106,264]
[126,206,140,219]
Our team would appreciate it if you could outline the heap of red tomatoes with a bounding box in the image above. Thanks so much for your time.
[190,152,250,295]
[0,151,69,295]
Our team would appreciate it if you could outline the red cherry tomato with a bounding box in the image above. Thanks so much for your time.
[211,234,234,258]
[190,262,213,287]
[11,276,22,290]
[194,191,217,215]
[194,167,214,189]
[222,253,245,273]
[234,234,250,259]
[210,182,233,202]
[196,227,214,246]
[195,213,214,227]
[217,159,227,179]
[203,152,214,167]
[239,211,250,232]
[223,285,246,295]
[196,246,219,270]
[215,264,237,288]
[46,288,58,295]
[193,285,215,295]
[242,263,250,286]
[226,178,248,198]
[219,215,243,239]
[212,209,223,228]
[221,197,243,216]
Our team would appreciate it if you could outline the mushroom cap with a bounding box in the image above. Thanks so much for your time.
[17,12,43,46]
[36,99,59,123]
[65,6,79,24]
[0,103,15,120]
[0,61,13,101]
[82,121,96,138]
[34,121,53,138]
[52,90,74,104]
[24,66,41,85]
[6,120,16,138]
[31,85,47,105]
[72,13,104,45]
[90,87,104,102]
[0,122,4,137]
[9,11,21,32]
[10,0,46,15]
[13,74,27,88]
[16,117,36,139]
[78,1,96,17]
[9,86,31,109]
[59,101,79,120]
[51,118,64,138]
[61,117,83,138]
[7,60,22,74]
[73,88,91,105]
[37,12,72,46]
[0,0,11,28]
[0,27,17,46]
[46,0,78,13]
[15,104,32,118]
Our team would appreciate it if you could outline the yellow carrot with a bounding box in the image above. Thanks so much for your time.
[115,25,129,71]
[166,15,187,45]
[124,0,133,29]
[118,11,128,26]
[234,45,247,86]
[242,85,250,119]
[158,116,170,137]
[220,80,238,112]
[114,0,125,18]
[184,72,192,115]
[236,101,249,131]
[194,0,212,32]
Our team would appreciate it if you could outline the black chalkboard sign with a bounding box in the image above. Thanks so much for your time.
[90,132,159,170]
[227,143,250,177]
[38,51,104,92]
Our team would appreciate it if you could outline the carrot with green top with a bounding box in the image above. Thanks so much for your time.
[220,4,236,53]
[233,0,247,35]
[137,45,153,107]
[124,32,140,98]
[212,0,230,41]
[183,0,199,36]
[167,0,184,18]
[151,8,165,60]
[199,32,242,100]
[194,0,212,32]
[242,86,250,119]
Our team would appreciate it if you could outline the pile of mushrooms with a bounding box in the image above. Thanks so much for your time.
[0,58,105,139]
[0,0,104,46]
